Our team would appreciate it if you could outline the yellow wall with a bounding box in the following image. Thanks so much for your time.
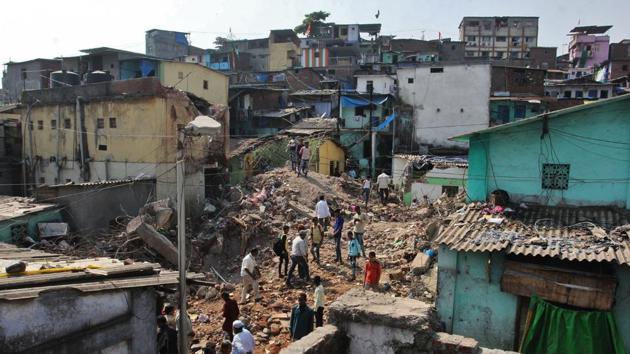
[159,62,229,106]
[268,42,299,72]
[317,140,345,176]
[23,94,206,165]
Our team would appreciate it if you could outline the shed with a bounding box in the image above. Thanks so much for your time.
[0,196,62,243]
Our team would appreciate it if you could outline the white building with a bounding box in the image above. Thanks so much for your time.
[355,74,397,95]
[392,155,468,203]
[459,17,539,59]
[397,63,492,150]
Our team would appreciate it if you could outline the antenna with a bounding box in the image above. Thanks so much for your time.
[421,30,425,40]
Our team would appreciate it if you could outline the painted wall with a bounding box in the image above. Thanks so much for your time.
[489,100,544,125]
[159,61,229,105]
[317,140,345,176]
[544,84,613,100]
[269,42,299,72]
[569,34,610,68]
[355,75,396,95]
[0,209,63,243]
[437,246,519,350]
[613,265,630,354]
[467,97,630,207]
[0,288,156,353]
[341,105,385,130]
[397,64,491,149]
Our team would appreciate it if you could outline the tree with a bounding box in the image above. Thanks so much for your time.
[214,36,230,48]
[294,11,331,37]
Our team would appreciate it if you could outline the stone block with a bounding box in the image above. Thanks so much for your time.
[410,252,432,275]
[279,325,348,354]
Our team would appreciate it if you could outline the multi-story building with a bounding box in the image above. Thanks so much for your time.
[568,25,612,69]
[2,58,62,103]
[609,39,630,80]
[145,29,205,60]
[459,17,539,60]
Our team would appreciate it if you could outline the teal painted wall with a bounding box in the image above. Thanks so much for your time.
[468,99,630,207]
[437,246,519,350]
[0,210,63,243]
[340,131,367,161]
[341,106,384,129]
[489,101,545,125]
[613,265,630,353]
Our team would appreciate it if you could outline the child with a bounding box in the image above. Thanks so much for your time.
[310,217,323,264]
[347,231,361,281]
[364,251,382,291]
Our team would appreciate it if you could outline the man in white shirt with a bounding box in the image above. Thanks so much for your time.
[231,320,255,354]
[315,195,331,231]
[298,142,311,177]
[313,276,325,327]
[286,230,309,287]
[377,171,390,205]
[362,177,371,206]
[239,248,261,304]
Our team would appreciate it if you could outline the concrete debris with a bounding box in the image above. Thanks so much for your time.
[410,252,432,275]
[135,223,178,266]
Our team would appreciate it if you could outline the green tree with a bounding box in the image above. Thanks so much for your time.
[294,11,331,36]
[214,36,230,48]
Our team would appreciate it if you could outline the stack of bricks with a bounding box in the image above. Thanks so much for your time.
[431,332,520,354]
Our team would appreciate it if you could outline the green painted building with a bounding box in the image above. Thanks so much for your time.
[489,97,546,125]
[0,197,62,243]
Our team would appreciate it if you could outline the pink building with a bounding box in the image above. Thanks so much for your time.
[568,25,612,69]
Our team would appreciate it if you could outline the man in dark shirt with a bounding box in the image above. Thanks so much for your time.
[221,292,240,340]
[333,209,345,264]
[157,316,178,354]
[290,292,314,341]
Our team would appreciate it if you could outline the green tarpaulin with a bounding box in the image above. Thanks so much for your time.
[521,296,625,354]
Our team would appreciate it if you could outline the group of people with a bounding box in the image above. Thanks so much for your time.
[361,171,392,206]
[287,138,312,177]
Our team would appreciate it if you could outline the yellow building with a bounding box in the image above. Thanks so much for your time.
[268,30,300,72]
[21,77,226,213]
[316,139,345,176]
[158,61,229,105]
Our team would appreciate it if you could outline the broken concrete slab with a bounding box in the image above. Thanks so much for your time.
[37,223,68,238]
[136,223,178,265]
[410,252,432,275]
[279,325,348,354]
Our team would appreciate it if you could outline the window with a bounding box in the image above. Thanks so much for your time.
[314,51,320,58]
[511,36,521,43]
[495,51,504,59]
[466,36,476,42]
[514,104,526,119]
[109,117,117,128]
[430,67,444,73]
[483,21,491,30]
[563,91,572,98]
[622,64,628,71]
[467,21,479,27]
[98,144,107,151]
[525,37,534,43]
[497,105,510,123]
[354,107,365,116]
[50,120,56,130]
[178,72,184,79]
[466,51,476,57]
[575,91,583,98]
[496,36,507,42]
[482,36,492,42]
[600,90,609,99]
[407,78,414,84]
[340,27,348,36]
[588,90,598,99]
[39,177,45,184]
[37,120,43,130]
[203,80,208,90]
[64,119,71,129]
[481,51,489,58]
[366,80,373,89]
[21,68,27,80]
[542,163,570,190]
[97,118,105,129]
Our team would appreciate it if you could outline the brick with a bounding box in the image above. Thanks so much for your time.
[457,337,480,354]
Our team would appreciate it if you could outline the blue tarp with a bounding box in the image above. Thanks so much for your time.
[375,112,397,131]
[175,33,188,45]
[341,96,389,108]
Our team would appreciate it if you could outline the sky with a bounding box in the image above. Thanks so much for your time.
[1,0,629,82]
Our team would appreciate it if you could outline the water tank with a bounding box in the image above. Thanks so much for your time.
[50,70,81,88]
[86,70,112,84]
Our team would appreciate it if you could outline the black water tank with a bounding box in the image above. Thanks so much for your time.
[86,70,112,84]
[50,70,81,88]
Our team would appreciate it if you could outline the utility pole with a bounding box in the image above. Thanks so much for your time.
[176,158,189,354]
[336,80,341,134]
[367,82,376,179]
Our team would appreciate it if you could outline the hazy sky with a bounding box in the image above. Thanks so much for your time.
[1,0,629,79]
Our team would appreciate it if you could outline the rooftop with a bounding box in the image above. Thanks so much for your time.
[394,154,468,169]
[0,197,58,222]
[284,118,338,135]
[290,89,338,96]
[0,243,195,300]
[435,204,630,265]
[569,25,613,35]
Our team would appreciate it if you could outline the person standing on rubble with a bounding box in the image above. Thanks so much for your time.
[347,231,361,280]
[287,230,309,287]
[313,276,325,327]
[364,251,382,291]
[221,292,240,340]
[315,195,331,231]
[352,206,368,258]
[239,248,262,304]
[309,217,324,264]
[298,141,312,177]
[287,138,298,172]
[231,320,255,354]
[333,209,345,264]
[362,177,371,206]
[377,171,391,205]
[157,316,178,354]
[275,225,290,278]
[290,292,315,341]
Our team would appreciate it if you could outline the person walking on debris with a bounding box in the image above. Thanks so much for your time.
[313,276,325,327]
[352,206,368,258]
[298,141,311,177]
[362,177,371,206]
[221,292,240,340]
[157,316,178,354]
[315,195,331,231]
[347,231,361,280]
[333,209,345,264]
[239,248,262,304]
[364,251,382,291]
[287,230,310,287]
[287,139,298,172]
[273,225,290,278]
[290,292,315,341]
[231,320,255,354]
[377,171,391,204]
[310,217,324,264]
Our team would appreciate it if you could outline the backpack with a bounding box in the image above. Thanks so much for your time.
[273,235,285,256]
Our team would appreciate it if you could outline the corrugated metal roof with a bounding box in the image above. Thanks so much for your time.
[394,154,468,168]
[46,178,156,188]
[435,205,630,265]
[0,197,58,222]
